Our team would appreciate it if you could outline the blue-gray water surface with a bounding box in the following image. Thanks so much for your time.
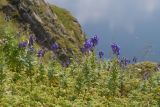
[48,0,160,62]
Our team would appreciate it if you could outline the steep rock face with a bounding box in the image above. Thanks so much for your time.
[1,0,85,60]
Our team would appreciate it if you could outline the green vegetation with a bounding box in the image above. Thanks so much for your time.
[0,19,160,107]
[51,5,85,52]
[51,5,84,43]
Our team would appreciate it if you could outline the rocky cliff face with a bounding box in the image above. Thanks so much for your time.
[0,0,85,61]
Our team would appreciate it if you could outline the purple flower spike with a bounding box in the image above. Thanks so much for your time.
[111,43,120,56]
[99,51,104,58]
[91,35,98,47]
[29,35,35,46]
[120,57,130,67]
[51,43,59,51]
[84,39,93,51]
[37,49,45,57]
[19,42,28,48]
[133,57,137,63]
[81,34,99,53]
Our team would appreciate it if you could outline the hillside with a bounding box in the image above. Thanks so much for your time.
[0,0,160,107]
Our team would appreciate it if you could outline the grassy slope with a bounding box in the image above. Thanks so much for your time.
[0,1,160,107]
[50,5,85,56]
[0,21,159,106]
[51,5,85,43]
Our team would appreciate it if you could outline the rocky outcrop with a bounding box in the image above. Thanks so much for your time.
[1,0,85,60]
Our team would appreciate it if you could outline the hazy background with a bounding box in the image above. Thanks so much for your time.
[47,0,160,62]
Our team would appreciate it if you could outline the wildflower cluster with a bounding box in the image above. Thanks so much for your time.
[19,35,36,52]
[81,35,98,53]
[19,41,28,48]
[111,43,120,56]
[120,57,131,67]
[37,49,45,57]
[110,43,138,67]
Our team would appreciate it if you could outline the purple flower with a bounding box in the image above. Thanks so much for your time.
[111,43,120,56]
[84,39,93,51]
[29,35,35,46]
[99,51,104,58]
[90,35,98,47]
[133,57,137,63]
[37,49,45,57]
[51,43,59,51]
[120,57,130,67]
[19,42,28,48]
[81,35,99,53]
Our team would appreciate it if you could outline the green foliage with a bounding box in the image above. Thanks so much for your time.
[51,5,85,54]
[0,18,160,107]
[51,5,83,41]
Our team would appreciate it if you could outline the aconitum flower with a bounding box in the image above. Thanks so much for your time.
[37,49,45,57]
[91,35,98,47]
[84,39,93,51]
[51,43,59,51]
[29,35,35,46]
[81,35,99,53]
[133,57,137,63]
[111,43,120,56]
[19,41,28,48]
[120,57,130,66]
[99,51,104,58]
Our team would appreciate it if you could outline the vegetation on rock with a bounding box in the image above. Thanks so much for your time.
[0,0,85,61]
